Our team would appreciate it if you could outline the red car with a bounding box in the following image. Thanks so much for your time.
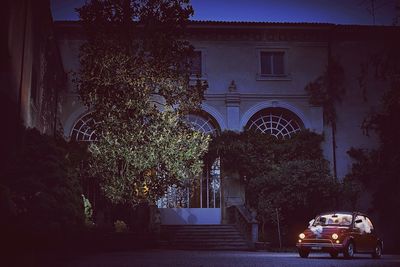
[296,211,383,259]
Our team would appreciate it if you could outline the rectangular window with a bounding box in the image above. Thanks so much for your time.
[31,67,37,102]
[260,51,285,76]
[190,51,202,77]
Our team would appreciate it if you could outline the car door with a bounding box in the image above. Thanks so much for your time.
[364,216,378,252]
[353,215,368,252]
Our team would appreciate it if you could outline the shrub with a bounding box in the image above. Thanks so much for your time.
[208,130,340,245]
[0,128,85,237]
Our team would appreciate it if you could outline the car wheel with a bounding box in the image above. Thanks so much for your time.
[343,241,355,259]
[298,249,309,258]
[372,243,382,259]
[329,251,339,258]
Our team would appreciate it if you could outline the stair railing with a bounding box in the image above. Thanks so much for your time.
[227,204,258,248]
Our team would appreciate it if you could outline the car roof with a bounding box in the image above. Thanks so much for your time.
[316,211,368,217]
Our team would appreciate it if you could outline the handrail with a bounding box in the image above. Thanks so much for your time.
[235,204,257,223]
[227,204,258,248]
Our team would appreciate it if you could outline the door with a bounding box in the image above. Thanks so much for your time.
[157,158,221,224]
[364,216,378,252]
[353,215,372,252]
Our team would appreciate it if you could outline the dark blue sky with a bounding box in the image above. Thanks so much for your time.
[51,0,398,25]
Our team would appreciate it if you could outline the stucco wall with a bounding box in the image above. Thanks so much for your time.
[1,0,64,143]
[331,39,386,179]
[54,22,398,180]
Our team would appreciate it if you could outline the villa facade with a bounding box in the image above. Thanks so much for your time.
[51,20,399,225]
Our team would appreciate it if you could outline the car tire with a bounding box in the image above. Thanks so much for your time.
[298,249,309,258]
[372,243,382,259]
[329,251,339,258]
[343,241,355,259]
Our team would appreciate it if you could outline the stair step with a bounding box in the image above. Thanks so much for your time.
[166,234,246,238]
[160,224,250,251]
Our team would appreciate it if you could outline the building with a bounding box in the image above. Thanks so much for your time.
[1,0,65,160]
[53,19,399,226]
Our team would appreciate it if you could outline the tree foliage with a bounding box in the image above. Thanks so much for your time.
[76,0,209,205]
[304,56,345,129]
[346,79,400,251]
[346,36,400,251]
[208,130,339,243]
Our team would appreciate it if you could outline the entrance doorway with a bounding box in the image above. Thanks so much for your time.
[157,158,221,224]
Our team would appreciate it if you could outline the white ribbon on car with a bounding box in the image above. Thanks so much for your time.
[309,224,323,238]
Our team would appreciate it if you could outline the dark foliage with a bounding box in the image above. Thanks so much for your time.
[75,0,209,205]
[346,79,400,252]
[207,130,340,245]
[0,128,85,238]
[305,56,345,129]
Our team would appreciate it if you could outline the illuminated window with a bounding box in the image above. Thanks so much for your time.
[71,113,97,141]
[246,108,303,139]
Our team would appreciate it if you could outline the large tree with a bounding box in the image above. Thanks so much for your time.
[76,0,208,205]
[345,38,400,251]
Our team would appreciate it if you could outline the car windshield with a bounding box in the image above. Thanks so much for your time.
[313,213,353,226]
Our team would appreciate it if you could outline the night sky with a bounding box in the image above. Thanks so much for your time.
[51,0,398,25]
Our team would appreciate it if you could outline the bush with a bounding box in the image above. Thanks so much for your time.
[0,128,85,239]
[248,159,340,244]
[208,130,340,246]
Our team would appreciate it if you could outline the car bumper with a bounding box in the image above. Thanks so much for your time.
[296,239,344,252]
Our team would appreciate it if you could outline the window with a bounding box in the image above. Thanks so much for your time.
[365,217,374,232]
[185,113,218,136]
[157,112,221,209]
[71,113,97,142]
[260,51,285,76]
[31,68,38,103]
[354,215,372,234]
[190,51,202,77]
[246,108,303,139]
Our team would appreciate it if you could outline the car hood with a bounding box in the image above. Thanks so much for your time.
[303,226,349,239]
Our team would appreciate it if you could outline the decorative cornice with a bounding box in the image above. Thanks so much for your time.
[54,20,400,42]
[205,93,309,100]
[187,28,329,42]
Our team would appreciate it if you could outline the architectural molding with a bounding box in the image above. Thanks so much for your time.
[240,100,312,130]
[201,103,227,131]
[63,106,88,138]
[205,93,309,100]
[188,29,329,43]
[64,103,227,137]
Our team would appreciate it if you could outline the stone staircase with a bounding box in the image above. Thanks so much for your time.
[159,224,250,250]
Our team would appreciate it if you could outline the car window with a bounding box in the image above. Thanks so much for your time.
[354,215,372,233]
[366,217,374,231]
[313,213,353,226]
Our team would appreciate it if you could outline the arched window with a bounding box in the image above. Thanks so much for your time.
[70,113,97,141]
[185,112,220,135]
[246,107,303,139]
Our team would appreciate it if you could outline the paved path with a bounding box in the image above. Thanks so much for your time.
[56,250,400,267]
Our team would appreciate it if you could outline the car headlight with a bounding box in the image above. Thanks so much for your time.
[299,233,305,239]
[332,233,339,240]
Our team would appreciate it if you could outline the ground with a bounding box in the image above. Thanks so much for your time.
[49,250,400,267]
